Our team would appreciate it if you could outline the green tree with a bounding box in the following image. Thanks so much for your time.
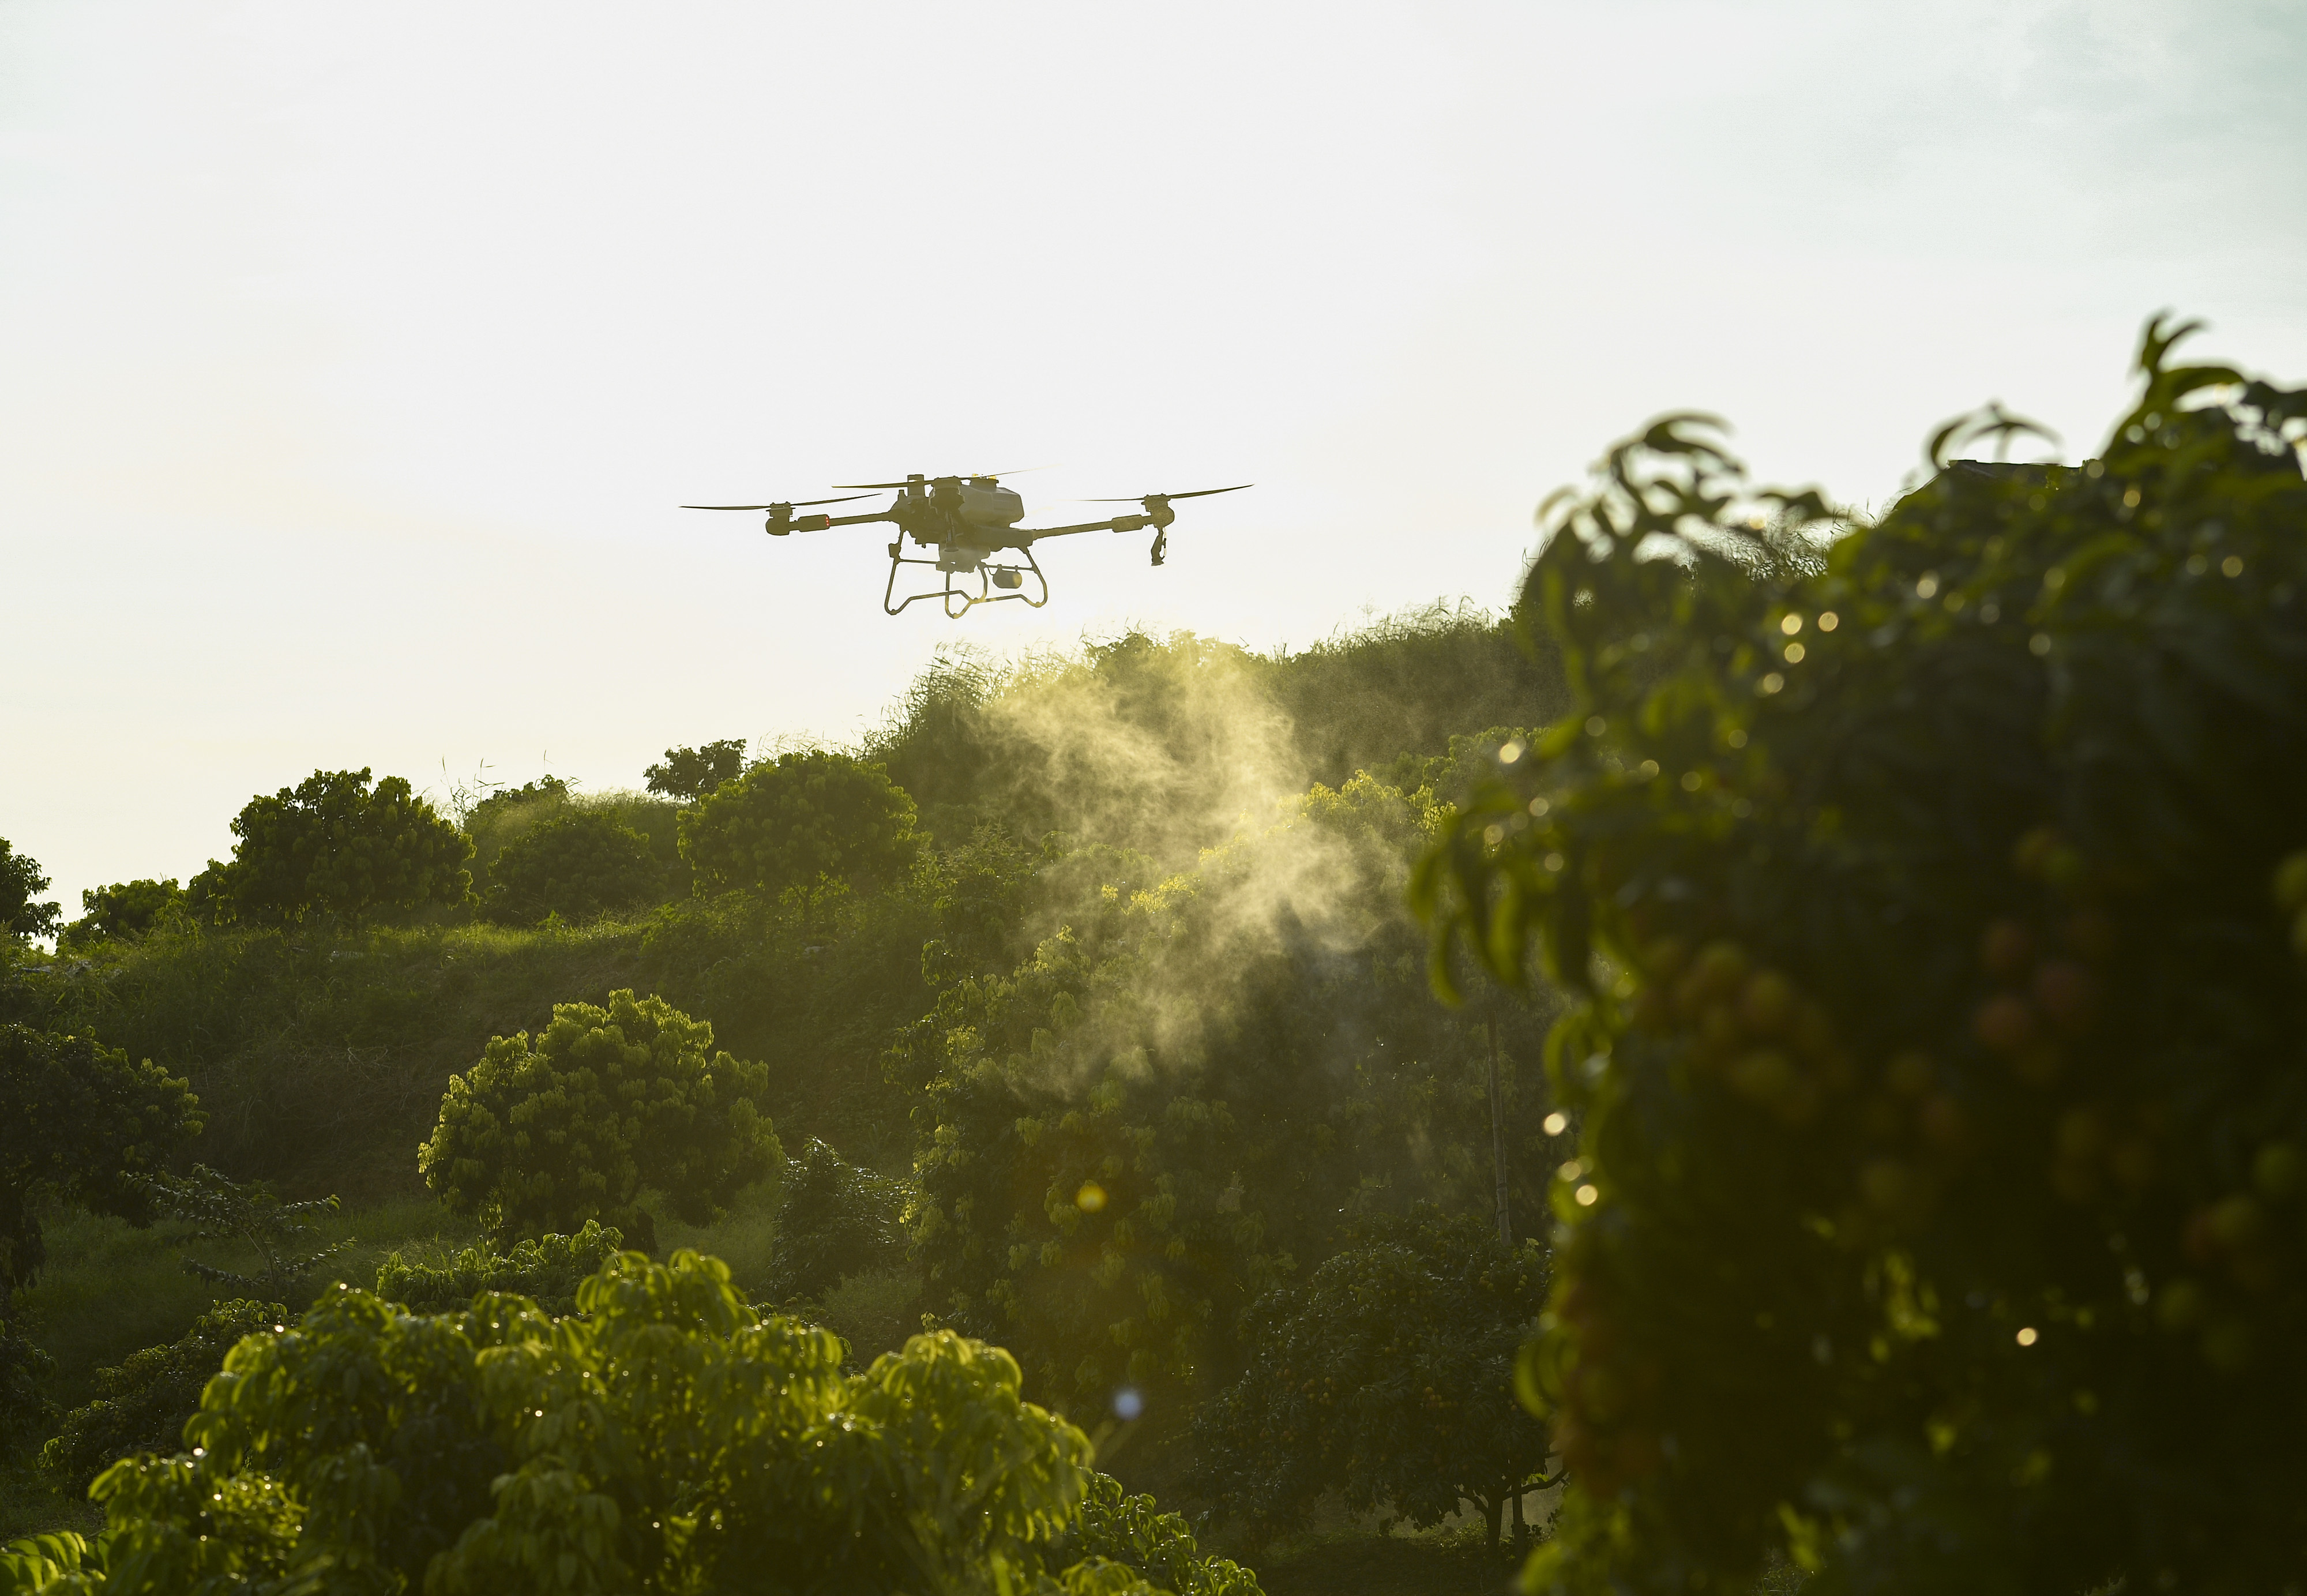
[0,839,60,943]
[680,750,920,900]
[418,989,781,1250]
[1193,1207,1555,1549]
[38,1300,281,1493]
[1,1023,202,1315]
[482,808,660,924]
[133,1164,346,1302]
[644,738,749,802]
[209,768,472,925]
[899,776,1556,1413]
[59,880,183,948]
[765,1138,906,1306]
[1415,321,2307,1593]
[27,1249,1256,1595]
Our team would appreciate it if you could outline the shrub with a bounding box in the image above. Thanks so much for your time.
[1,1023,202,1315]
[679,750,920,900]
[418,989,781,1248]
[1193,1207,1554,1549]
[55,1250,1254,1594]
[482,809,659,924]
[765,1137,905,1305]
[1416,321,2307,1592]
[207,768,472,925]
[373,1221,622,1315]
[1,1319,57,1454]
[37,1300,281,1493]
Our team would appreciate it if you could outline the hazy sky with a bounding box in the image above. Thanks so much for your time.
[6,0,2304,922]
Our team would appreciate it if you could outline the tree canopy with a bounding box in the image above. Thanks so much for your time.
[1192,1207,1553,1549]
[0,840,59,944]
[644,739,749,802]
[1416,320,2307,1593]
[418,989,781,1249]
[1,1023,202,1315]
[59,880,183,948]
[679,750,920,900]
[205,768,472,925]
[482,808,660,924]
[33,1250,1256,1595]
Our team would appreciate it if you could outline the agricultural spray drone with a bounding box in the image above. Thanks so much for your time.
[682,472,1250,619]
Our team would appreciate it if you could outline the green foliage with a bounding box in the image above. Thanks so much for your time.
[644,739,748,802]
[765,1139,905,1306]
[900,775,1557,1411]
[58,882,183,951]
[55,1250,1215,1595]
[1416,321,2307,1593]
[419,989,781,1248]
[0,842,59,944]
[37,1300,280,1494]
[1,1321,58,1454]
[373,1221,622,1314]
[1193,1208,1553,1547]
[208,768,472,925]
[482,809,660,925]
[0,1529,103,1592]
[1,1024,202,1312]
[1061,1473,1264,1596]
[131,1166,344,1303]
[679,750,921,900]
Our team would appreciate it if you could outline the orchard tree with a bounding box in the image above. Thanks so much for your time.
[418,989,781,1250]
[61,878,185,948]
[765,1138,907,1305]
[35,1250,1256,1595]
[644,738,748,801]
[482,808,660,924]
[680,750,920,900]
[0,838,60,942]
[39,1299,281,1493]
[1,1023,202,1315]
[209,768,472,924]
[896,775,1556,1414]
[1193,1207,1555,1550]
[1415,321,2307,1593]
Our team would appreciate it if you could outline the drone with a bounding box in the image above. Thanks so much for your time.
[682,472,1250,618]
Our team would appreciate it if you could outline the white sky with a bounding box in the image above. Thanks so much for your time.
[5,0,2305,919]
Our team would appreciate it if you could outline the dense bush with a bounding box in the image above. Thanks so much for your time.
[764,1138,906,1305]
[0,1319,57,1454]
[200,768,472,925]
[1,1023,202,1314]
[679,750,920,900]
[1418,321,2307,1592]
[373,1221,622,1315]
[482,809,660,924]
[419,989,781,1249]
[37,1300,280,1493]
[35,1250,1255,1595]
[1193,1207,1553,1548]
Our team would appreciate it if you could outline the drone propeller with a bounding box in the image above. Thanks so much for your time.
[831,465,1054,489]
[681,494,876,510]
[1084,483,1253,503]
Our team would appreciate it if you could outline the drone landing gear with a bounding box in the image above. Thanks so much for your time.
[882,543,1049,619]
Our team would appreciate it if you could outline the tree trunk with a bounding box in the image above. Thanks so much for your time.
[1513,1484,1527,1548]
[1483,1492,1504,1550]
